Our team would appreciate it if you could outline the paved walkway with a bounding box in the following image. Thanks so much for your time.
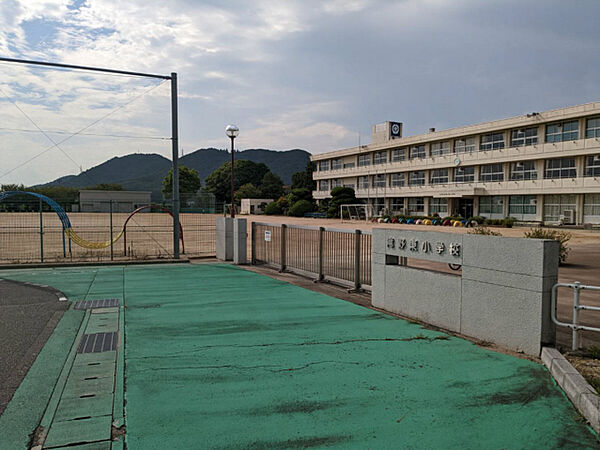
[0,264,597,448]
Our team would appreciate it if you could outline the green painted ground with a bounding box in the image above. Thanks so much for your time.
[1,264,598,449]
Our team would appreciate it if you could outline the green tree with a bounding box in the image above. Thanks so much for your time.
[327,186,358,218]
[288,188,313,205]
[291,162,316,191]
[162,165,202,198]
[260,171,284,199]
[205,160,270,203]
[85,183,124,191]
[234,183,262,202]
[288,199,314,217]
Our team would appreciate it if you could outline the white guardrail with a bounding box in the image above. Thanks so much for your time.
[551,282,600,350]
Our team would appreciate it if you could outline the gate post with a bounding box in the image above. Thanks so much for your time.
[39,197,44,263]
[251,221,256,265]
[280,224,287,272]
[354,229,361,291]
[318,227,324,281]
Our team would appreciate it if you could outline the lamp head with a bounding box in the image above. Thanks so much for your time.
[225,124,239,138]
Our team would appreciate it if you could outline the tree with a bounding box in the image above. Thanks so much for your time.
[288,188,313,205]
[85,183,123,191]
[288,199,313,217]
[327,186,358,218]
[234,183,262,202]
[162,165,202,198]
[259,171,284,199]
[291,162,316,191]
[205,160,270,203]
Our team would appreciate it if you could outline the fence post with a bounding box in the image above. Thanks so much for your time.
[280,224,287,272]
[251,221,256,265]
[39,197,44,263]
[109,200,114,261]
[354,229,361,291]
[318,227,324,281]
[573,281,581,350]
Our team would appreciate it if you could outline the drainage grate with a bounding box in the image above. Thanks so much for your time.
[77,332,118,353]
[74,298,120,310]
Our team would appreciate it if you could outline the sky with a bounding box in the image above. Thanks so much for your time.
[1,0,599,185]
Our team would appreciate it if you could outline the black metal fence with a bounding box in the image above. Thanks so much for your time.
[0,199,218,263]
[251,222,372,290]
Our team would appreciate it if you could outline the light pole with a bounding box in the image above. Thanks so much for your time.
[225,125,239,218]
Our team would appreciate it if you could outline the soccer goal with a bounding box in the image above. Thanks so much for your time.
[341,204,373,222]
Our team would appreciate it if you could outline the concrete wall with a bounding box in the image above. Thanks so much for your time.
[79,190,151,213]
[372,229,559,356]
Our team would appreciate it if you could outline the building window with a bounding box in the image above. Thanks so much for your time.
[343,162,355,169]
[358,154,371,167]
[545,120,579,143]
[479,196,504,215]
[454,137,475,153]
[319,180,329,191]
[454,166,475,183]
[430,141,451,156]
[585,155,600,177]
[545,157,576,179]
[584,194,600,219]
[331,158,342,170]
[343,183,355,189]
[409,170,426,186]
[358,176,370,189]
[390,198,404,212]
[319,160,329,171]
[586,117,600,138]
[430,198,448,215]
[373,151,387,165]
[373,174,386,188]
[509,195,537,217]
[480,132,505,151]
[510,161,537,180]
[480,164,504,182]
[407,197,424,214]
[390,173,405,187]
[391,148,406,162]
[409,144,426,159]
[331,179,342,188]
[430,168,449,184]
[511,127,538,147]
[372,198,385,214]
[543,194,577,222]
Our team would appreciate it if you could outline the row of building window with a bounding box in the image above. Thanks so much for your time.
[318,156,600,190]
[318,117,600,171]
[368,194,600,221]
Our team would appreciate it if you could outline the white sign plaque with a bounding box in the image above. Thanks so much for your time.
[264,230,271,242]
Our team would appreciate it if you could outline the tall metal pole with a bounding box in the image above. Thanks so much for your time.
[39,197,44,263]
[230,136,235,218]
[171,72,180,259]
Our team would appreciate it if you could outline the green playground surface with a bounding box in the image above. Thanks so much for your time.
[0,263,598,449]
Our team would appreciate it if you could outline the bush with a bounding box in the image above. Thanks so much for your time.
[467,226,503,236]
[523,227,572,263]
[288,199,314,217]
[288,188,312,205]
[468,216,486,225]
[264,201,283,215]
[503,217,516,228]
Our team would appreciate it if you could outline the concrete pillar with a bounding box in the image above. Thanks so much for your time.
[216,217,233,261]
[423,197,430,216]
[233,218,247,264]
[576,194,585,226]
[502,195,510,218]
[535,194,544,222]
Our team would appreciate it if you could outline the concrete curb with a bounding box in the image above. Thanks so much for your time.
[0,257,190,270]
[541,347,600,433]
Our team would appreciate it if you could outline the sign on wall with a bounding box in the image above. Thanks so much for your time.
[264,230,271,242]
[377,229,463,264]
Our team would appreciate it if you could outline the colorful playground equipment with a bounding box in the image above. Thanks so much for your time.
[0,191,183,255]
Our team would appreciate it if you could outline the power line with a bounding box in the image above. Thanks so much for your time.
[0,79,168,180]
[0,127,171,141]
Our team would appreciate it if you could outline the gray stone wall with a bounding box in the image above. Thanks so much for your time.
[216,218,247,263]
[372,228,559,356]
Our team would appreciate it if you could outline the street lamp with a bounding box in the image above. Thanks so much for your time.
[225,124,239,218]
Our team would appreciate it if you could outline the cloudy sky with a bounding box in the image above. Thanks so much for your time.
[1,0,599,185]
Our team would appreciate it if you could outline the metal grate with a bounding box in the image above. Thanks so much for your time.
[77,332,118,353]
[74,298,120,310]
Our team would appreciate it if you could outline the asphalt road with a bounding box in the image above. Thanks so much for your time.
[0,280,68,416]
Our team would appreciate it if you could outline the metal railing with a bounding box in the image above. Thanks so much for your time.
[551,281,600,350]
[252,222,371,290]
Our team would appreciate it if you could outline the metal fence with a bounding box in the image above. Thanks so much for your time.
[252,222,372,290]
[0,199,217,263]
[552,281,600,350]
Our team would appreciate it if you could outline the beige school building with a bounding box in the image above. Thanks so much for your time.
[311,101,600,225]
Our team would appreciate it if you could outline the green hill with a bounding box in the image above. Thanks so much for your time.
[41,148,311,201]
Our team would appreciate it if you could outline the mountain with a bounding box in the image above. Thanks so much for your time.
[40,148,311,201]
